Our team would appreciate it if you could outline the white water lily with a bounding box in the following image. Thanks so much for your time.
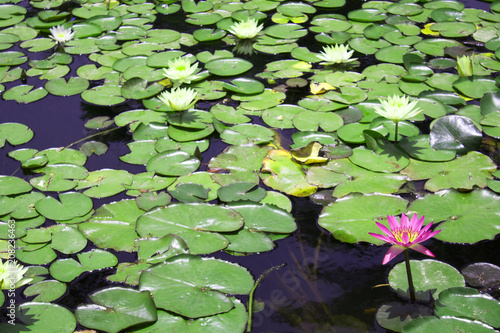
[163,57,201,87]
[456,55,474,77]
[0,260,32,290]
[374,95,422,123]
[158,87,198,111]
[317,44,356,65]
[49,25,75,44]
[228,18,263,39]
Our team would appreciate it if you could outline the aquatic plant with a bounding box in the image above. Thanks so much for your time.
[374,95,422,143]
[370,214,440,302]
[163,57,202,87]
[157,87,199,111]
[228,18,263,39]
[49,25,74,44]
[0,260,32,289]
[317,44,356,65]
[456,55,474,77]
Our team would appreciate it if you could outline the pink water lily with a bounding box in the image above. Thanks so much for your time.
[369,214,440,265]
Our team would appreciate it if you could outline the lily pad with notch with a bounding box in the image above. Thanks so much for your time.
[138,254,253,318]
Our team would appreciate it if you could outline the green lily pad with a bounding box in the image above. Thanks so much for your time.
[146,150,200,177]
[136,203,244,254]
[14,302,76,333]
[205,57,253,76]
[2,84,48,103]
[220,123,275,145]
[76,287,157,333]
[430,115,482,154]
[121,77,164,100]
[376,302,433,333]
[408,189,500,243]
[398,135,456,161]
[430,22,476,37]
[318,193,408,244]
[80,141,108,157]
[81,85,125,106]
[403,315,498,332]
[35,192,93,221]
[307,158,408,197]
[169,183,210,203]
[23,280,66,302]
[389,259,465,301]
[50,225,87,254]
[75,169,133,198]
[261,149,318,197]
[217,182,266,202]
[222,77,265,95]
[402,151,496,192]
[30,164,88,192]
[228,202,296,233]
[78,199,143,252]
[208,145,271,186]
[0,122,34,147]
[139,254,253,318]
[44,77,89,96]
[435,287,500,327]
[452,76,498,99]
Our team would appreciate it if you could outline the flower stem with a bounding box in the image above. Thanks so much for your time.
[404,249,416,302]
[394,122,399,144]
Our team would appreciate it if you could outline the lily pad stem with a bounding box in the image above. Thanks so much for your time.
[64,126,121,150]
[247,263,285,332]
[394,121,399,144]
[404,249,416,302]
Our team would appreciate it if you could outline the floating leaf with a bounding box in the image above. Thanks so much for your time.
[408,189,500,244]
[389,259,465,302]
[261,149,317,197]
[139,254,254,318]
[136,203,244,254]
[0,122,34,147]
[318,193,408,244]
[76,287,157,333]
[35,192,93,221]
[430,115,482,154]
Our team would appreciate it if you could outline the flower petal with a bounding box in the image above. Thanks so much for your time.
[387,215,400,230]
[382,245,405,265]
[410,243,435,257]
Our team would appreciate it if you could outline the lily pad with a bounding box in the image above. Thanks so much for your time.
[35,192,93,221]
[0,122,34,147]
[205,57,253,76]
[318,193,408,244]
[75,287,157,333]
[136,203,244,254]
[78,199,143,252]
[408,189,500,243]
[389,259,465,301]
[139,254,254,318]
[430,115,482,154]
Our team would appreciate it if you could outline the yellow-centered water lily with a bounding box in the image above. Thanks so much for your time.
[49,25,75,44]
[317,44,357,65]
[228,18,264,39]
[158,87,198,111]
[369,214,440,265]
[0,260,32,289]
[163,57,201,87]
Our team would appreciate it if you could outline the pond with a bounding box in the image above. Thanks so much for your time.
[1,0,500,332]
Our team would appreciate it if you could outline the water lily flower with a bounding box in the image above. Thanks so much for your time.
[49,25,75,44]
[317,44,357,65]
[163,57,201,87]
[158,87,198,111]
[369,214,440,265]
[374,95,422,124]
[456,55,474,77]
[0,260,32,289]
[228,18,263,39]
